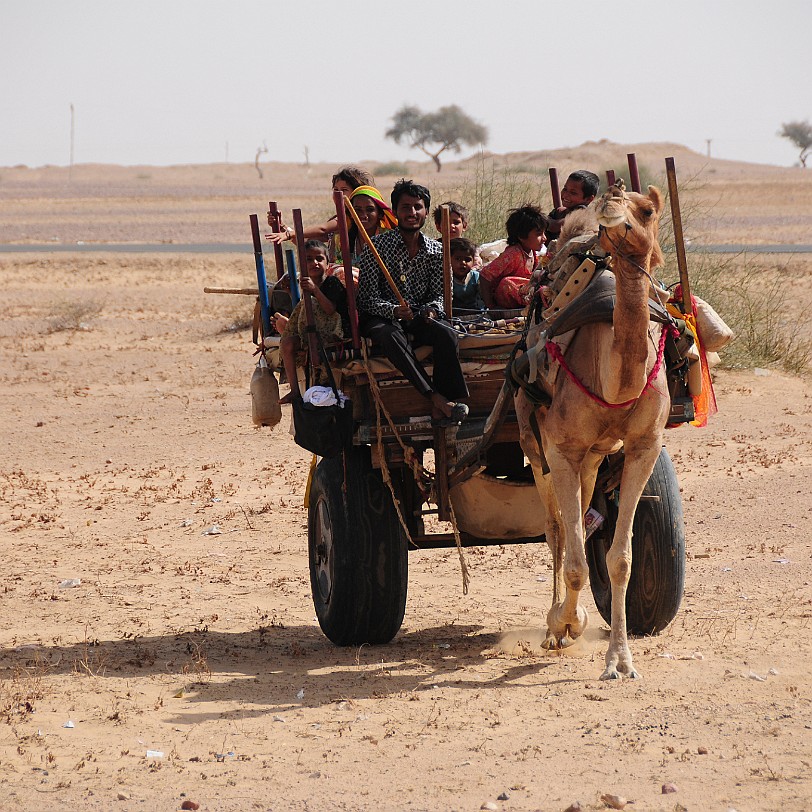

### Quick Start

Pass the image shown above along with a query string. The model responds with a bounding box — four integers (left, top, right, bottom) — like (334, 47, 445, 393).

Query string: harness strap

(545, 323, 678, 409)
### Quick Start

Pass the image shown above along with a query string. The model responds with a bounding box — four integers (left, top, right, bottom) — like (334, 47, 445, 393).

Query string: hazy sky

(2, 0, 809, 169)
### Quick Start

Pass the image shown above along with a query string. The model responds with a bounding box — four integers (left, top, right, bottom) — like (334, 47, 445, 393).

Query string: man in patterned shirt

(357, 179, 468, 425)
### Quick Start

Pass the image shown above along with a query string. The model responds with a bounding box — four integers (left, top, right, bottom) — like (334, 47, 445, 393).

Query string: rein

(545, 323, 678, 409)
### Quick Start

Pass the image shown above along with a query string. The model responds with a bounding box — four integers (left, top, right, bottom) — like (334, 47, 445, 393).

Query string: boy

(357, 180, 468, 426)
(278, 240, 347, 404)
(450, 237, 483, 311)
(545, 170, 599, 242)
(432, 200, 483, 269)
(432, 200, 469, 239)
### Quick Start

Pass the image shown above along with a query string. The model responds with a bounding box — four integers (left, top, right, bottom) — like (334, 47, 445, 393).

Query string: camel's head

(596, 180, 665, 269)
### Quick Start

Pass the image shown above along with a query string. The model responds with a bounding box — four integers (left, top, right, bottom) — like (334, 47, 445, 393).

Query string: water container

(250, 356, 282, 427)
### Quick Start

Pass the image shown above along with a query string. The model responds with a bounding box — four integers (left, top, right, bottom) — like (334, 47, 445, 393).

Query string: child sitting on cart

(450, 237, 484, 311)
(479, 205, 548, 310)
(278, 240, 348, 404)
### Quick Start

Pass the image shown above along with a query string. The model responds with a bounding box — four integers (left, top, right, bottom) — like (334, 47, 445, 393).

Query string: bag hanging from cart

(292, 344, 353, 459)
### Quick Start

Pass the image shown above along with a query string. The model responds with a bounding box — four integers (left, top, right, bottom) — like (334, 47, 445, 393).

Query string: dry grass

(45, 298, 103, 334)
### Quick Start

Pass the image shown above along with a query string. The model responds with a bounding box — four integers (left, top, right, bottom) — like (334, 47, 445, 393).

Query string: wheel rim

(313, 496, 334, 605)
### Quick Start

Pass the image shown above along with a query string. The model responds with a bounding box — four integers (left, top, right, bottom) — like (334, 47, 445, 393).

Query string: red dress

(479, 244, 539, 308)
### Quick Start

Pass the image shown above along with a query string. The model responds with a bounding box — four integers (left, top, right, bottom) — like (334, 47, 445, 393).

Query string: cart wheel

(587, 447, 685, 635)
(308, 446, 408, 645)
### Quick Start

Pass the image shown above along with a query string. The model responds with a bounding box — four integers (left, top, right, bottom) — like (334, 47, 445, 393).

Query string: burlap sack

(694, 296, 734, 352)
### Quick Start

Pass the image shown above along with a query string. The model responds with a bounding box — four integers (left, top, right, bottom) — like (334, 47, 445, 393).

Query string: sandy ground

(1, 150, 812, 811)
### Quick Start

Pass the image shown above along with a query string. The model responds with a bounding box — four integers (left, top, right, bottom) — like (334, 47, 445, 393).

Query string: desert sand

(1, 146, 812, 811)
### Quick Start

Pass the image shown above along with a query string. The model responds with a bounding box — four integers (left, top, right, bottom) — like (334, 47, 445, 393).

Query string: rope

(545, 323, 677, 409)
(360, 341, 470, 592)
(360, 341, 433, 496)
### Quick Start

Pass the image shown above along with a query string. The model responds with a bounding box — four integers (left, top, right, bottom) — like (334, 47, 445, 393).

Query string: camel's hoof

(545, 604, 589, 642)
(600, 665, 641, 681)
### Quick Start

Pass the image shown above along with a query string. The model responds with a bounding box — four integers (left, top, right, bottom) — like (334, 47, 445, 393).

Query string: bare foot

(429, 392, 453, 419)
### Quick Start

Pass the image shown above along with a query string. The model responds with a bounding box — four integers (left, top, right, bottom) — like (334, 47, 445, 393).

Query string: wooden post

(267, 201, 286, 281)
(627, 153, 641, 192)
(549, 167, 562, 209)
(665, 157, 693, 314)
(249, 214, 272, 338)
(333, 190, 361, 351)
(606, 169, 616, 188)
(440, 204, 452, 318)
(292, 209, 321, 366)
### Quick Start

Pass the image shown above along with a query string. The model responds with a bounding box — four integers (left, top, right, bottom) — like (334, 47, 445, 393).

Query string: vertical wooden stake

(292, 209, 321, 367)
(267, 201, 286, 281)
(249, 214, 272, 338)
(606, 169, 616, 188)
(549, 167, 562, 209)
(665, 157, 692, 314)
(333, 190, 361, 351)
(441, 204, 452, 318)
(627, 153, 641, 192)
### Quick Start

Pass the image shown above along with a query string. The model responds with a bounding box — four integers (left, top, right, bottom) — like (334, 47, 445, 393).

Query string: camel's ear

(646, 185, 664, 216)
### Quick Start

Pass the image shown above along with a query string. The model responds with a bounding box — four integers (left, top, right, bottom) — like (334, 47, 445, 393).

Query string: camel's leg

(515, 397, 568, 643)
(543, 446, 590, 647)
(601, 439, 662, 681)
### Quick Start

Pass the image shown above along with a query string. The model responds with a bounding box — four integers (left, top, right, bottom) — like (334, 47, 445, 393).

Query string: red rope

(545, 324, 678, 409)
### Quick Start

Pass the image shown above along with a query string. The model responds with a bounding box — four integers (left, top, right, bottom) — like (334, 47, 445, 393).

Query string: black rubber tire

(587, 447, 685, 635)
(308, 446, 408, 645)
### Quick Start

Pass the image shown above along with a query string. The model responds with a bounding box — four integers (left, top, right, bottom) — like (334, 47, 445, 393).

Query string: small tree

(386, 104, 487, 172)
(778, 120, 812, 167)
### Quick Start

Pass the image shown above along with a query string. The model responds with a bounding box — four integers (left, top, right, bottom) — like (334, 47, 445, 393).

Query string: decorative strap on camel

(545, 323, 679, 409)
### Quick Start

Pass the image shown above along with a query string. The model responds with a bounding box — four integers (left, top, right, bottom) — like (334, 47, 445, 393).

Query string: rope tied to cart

(360, 342, 470, 594)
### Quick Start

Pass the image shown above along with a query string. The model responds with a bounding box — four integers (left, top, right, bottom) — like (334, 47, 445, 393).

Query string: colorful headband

(349, 185, 398, 230)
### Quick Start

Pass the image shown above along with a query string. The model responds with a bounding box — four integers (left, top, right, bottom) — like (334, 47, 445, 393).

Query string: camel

(516, 181, 669, 680)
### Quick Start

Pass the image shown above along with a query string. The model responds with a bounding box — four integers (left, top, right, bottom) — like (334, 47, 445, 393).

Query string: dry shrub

(45, 298, 103, 334)
(218, 300, 254, 334)
(0, 665, 46, 723)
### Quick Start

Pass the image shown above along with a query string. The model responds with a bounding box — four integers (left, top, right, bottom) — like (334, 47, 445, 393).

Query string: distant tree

(385, 104, 487, 172)
(778, 120, 812, 167)
(255, 142, 268, 179)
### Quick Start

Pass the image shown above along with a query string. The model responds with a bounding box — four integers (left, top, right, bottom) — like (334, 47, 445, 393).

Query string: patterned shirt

(357, 229, 445, 320)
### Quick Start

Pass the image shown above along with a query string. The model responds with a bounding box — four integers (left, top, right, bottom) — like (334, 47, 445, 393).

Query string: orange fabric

(666, 302, 718, 428)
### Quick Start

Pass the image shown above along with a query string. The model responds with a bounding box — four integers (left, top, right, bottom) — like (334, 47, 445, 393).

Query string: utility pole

(706, 139, 712, 158)
(69, 103, 75, 182)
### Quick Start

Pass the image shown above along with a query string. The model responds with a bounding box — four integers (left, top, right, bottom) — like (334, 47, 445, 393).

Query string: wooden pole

(267, 201, 286, 281)
(204, 287, 258, 295)
(606, 169, 616, 188)
(343, 197, 407, 307)
(627, 153, 641, 192)
(333, 190, 361, 350)
(292, 209, 321, 366)
(440, 204, 452, 318)
(548, 167, 562, 209)
(249, 214, 272, 338)
(664, 157, 692, 314)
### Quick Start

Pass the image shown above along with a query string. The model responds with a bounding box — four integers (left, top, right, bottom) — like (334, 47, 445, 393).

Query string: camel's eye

(642, 208, 654, 218)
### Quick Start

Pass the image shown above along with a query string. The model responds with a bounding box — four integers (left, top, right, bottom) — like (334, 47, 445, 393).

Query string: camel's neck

(605, 255, 652, 402)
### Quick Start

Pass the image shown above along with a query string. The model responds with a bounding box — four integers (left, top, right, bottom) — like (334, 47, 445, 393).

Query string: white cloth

(303, 385, 348, 407)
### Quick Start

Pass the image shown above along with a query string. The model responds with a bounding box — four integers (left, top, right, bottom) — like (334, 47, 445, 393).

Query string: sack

(250, 356, 282, 427)
(292, 397, 353, 458)
(694, 296, 733, 352)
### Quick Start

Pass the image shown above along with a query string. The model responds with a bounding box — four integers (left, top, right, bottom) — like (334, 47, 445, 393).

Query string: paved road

(1, 243, 811, 254)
